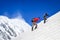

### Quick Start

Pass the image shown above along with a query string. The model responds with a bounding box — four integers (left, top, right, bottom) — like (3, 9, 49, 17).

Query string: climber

(43, 13, 49, 23)
(31, 17, 40, 31)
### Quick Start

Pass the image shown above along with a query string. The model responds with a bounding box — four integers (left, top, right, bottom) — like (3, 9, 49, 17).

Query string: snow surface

(12, 11, 60, 40)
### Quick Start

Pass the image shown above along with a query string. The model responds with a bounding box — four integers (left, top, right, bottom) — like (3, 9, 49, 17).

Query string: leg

(32, 24, 34, 31)
(32, 26, 33, 31)
(44, 20, 46, 23)
(35, 24, 37, 29)
(44, 18, 47, 23)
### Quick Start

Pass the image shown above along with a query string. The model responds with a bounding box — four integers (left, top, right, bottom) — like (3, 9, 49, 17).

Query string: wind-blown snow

(12, 11, 60, 40)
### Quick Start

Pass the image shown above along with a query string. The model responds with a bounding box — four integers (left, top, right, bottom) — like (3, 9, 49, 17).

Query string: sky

(0, 0, 60, 25)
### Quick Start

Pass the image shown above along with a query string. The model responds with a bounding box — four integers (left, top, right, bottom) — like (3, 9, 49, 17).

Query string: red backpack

(32, 17, 40, 22)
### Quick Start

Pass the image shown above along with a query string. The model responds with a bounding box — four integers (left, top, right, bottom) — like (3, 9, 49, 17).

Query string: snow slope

(0, 16, 31, 40)
(12, 11, 60, 40)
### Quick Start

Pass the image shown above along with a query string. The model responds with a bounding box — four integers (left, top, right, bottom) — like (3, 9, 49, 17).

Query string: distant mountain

(0, 16, 31, 40)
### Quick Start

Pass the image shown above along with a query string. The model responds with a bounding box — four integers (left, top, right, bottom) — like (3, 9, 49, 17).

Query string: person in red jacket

(31, 17, 40, 31)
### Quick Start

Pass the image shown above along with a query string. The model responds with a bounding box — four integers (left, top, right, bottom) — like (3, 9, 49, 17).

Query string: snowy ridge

(12, 11, 60, 40)
(0, 11, 60, 40)
(0, 16, 31, 40)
